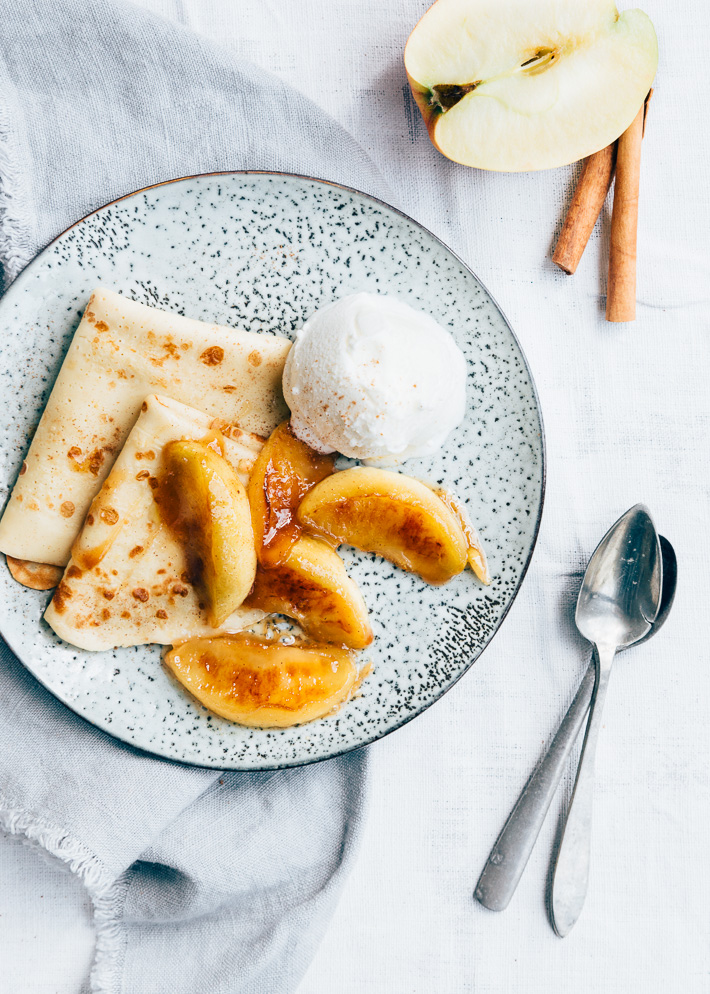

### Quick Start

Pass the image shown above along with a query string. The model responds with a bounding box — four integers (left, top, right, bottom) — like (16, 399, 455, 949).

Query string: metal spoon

(550, 504, 661, 935)
(475, 517, 672, 918)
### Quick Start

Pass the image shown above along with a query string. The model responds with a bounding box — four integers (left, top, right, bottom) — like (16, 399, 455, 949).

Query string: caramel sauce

(198, 426, 227, 458)
(247, 562, 338, 618)
(73, 536, 114, 572)
(248, 421, 335, 569)
(153, 444, 207, 592)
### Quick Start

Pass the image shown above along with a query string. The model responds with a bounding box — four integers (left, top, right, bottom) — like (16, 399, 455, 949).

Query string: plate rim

(0, 170, 546, 770)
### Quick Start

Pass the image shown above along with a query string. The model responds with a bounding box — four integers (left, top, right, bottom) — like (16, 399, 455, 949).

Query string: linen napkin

(0, 0, 390, 991)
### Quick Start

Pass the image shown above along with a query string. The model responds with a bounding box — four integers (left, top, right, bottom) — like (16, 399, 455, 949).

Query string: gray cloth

(0, 0, 387, 990)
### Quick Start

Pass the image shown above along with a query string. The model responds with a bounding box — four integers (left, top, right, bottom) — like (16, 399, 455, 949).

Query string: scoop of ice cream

(282, 293, 467, 464)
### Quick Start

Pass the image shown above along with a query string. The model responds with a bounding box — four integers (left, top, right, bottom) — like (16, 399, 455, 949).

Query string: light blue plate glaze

(0, 173, 544, 769)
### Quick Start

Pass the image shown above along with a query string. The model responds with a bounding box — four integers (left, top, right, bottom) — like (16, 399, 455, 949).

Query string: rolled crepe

(0, 288, 291, 566)
(44, 394, 265, 651)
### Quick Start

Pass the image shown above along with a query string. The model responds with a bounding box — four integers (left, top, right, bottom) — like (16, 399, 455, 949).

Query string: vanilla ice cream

(282, 293, 467, 464)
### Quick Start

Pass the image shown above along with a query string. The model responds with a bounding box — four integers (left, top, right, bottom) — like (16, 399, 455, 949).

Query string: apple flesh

(164, 635, 362, 728)
(297, 467, 470, 585)
(404, 0, 658, 171)
(245, 535, 373, 650)
(155, 440, 256, 627)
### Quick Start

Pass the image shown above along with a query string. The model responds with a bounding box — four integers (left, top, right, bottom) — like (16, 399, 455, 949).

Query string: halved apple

(297, 467, 469, 584)
(246, 534, 373, 649)
(155, 439, 256, 627)
(164, 634, 363, 727)
(404, 0, 658, 171)
(247, 420, 335, 568)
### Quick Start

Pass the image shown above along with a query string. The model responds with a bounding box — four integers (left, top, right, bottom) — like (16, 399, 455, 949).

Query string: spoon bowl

(632, 535, 676, 647)
(575, 503, 662, 649)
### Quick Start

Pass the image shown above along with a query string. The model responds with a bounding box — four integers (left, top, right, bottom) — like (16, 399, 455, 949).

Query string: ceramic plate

(0, 173, 544, 769)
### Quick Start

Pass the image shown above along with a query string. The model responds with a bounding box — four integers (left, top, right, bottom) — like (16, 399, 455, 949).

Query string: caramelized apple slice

(298, 467, 469, 584)
(164, 634, 363, 727)
(247, 420, 335, 568)
(433, 489, 491, 585)
(245, 535, 373, 648)
(155, 439, 256, 627)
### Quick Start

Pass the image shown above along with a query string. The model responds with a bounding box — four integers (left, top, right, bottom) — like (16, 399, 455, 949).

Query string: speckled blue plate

(0, 173, 544, 769)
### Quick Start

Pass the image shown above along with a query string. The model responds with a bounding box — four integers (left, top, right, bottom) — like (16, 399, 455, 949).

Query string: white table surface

(2, 1, 709, 991)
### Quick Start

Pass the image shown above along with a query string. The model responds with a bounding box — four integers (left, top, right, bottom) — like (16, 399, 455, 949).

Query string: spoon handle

(474, 659, 595, 911)
(550, 644, 615, 937)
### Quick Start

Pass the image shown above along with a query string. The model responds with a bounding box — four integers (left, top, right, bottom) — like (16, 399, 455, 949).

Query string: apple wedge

(246, 535, 373, 649)
(164, 634, 363, 727)
(248, 420, 335, 568)
(434, 488, 490, 585)
(297, 467, 470, 585)
(404, 0, 658, 171)
(155, 439, 256, 627)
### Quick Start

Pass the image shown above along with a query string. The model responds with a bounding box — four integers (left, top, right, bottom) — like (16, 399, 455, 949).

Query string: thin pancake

(44, 394, 265, 651)
(0, 287, 291, 566)
(6, 556, 63, 590)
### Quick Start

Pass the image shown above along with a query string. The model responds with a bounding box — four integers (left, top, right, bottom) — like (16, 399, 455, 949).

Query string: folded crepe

(44, 394, 265, 651)
(0, 288, 291, 567)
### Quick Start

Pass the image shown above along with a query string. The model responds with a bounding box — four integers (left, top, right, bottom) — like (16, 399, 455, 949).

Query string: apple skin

(404, 0, 658, 172)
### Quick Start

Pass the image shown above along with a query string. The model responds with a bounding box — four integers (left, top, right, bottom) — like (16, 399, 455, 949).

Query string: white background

(2, 1, 709, 991)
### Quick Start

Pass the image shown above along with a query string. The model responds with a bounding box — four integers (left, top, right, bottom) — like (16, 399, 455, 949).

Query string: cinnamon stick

(552, 144, 616, 274)
(606, 103, 645, 322)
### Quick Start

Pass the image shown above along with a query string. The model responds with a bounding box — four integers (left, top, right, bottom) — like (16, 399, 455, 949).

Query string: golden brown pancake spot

(100, 507, 119, 525)
(19, 461, 27, 476)
(68, 445, 112, 476)
(103, 589, 115, 600)
(156, 609, 168, 620)
(132, 587, 150, 602)
(60, 501, 75, 518)
(52, 581, 73, 614)
(200, 346, 224, 366)
(129, 545, 144, 558)
(6, 557, 63, 590)
(248, 350, 262, 367)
